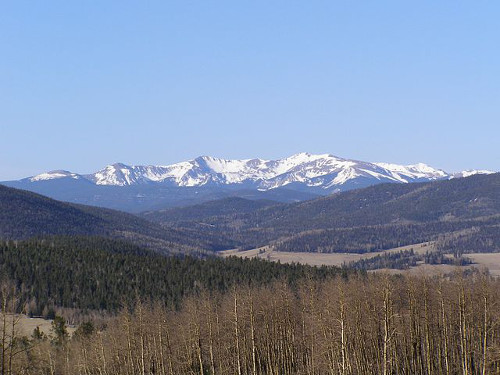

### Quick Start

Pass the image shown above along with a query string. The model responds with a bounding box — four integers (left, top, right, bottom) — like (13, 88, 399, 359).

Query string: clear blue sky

(1, 1, 499, 180)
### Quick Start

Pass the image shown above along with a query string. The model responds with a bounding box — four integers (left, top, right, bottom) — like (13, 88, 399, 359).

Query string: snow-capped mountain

(22, 153, 493, 190)
(3, 153, 494, 213)
(29, 170, 82, 182)
(451, 170, 496, 179)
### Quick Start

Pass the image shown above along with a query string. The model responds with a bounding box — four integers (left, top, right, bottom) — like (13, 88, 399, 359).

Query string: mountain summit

(3, 153, 494, 212)
(22, 153, 483, 190)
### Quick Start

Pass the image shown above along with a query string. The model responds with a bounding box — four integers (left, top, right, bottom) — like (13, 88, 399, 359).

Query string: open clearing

(466, 253, 500, 276)
(5, 315, 76, 338)
(220, 242, 435, 267)
(221, 244, 500, 276)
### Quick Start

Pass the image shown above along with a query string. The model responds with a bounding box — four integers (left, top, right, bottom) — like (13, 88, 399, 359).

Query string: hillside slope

(244, 172, 500, 230)
(0, 185, 229, 253)
(148, 173, 500, 253)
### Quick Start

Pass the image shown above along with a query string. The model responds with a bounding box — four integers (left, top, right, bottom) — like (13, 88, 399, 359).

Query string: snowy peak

(29, 170, 82, 182)
(451, 170, 496, 178)
(374, 162, 448, 183)
(89, 163, 145, 186)
(20, 154, 496, 192)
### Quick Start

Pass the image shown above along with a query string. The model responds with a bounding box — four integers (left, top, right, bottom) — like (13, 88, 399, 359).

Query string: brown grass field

(221, 242, 500, 276)
(220, 242, 435, 267)
(5, 315, 77, 338)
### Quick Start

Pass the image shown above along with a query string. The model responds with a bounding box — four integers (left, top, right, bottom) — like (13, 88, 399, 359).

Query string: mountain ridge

(14, 152, 495, 190)
(3, 153, 495, 213)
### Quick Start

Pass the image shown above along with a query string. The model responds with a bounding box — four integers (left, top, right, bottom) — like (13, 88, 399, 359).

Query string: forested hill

(243, 172, 499, 230)
(256, 173, 500, 253)
(0, 184, 231, 254)
(0, 236, 347, 314)
(149, 173, 499, 253)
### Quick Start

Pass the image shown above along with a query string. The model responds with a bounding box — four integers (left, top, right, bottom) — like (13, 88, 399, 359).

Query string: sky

(1, 1, 499, 180)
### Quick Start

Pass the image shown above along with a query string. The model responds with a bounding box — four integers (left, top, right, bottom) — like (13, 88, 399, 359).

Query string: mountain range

(2, 153, 494, 212)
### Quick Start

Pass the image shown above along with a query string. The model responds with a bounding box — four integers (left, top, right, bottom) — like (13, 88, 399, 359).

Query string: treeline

(347, 250, 420, 270)
(0, 236, 346, 314)
(272, 222, 479, 254)
(271, 221, 500, 259)
(5, 273, 500, 374)
(347, 250, 473, 271)
(436, 225, 500, 254)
